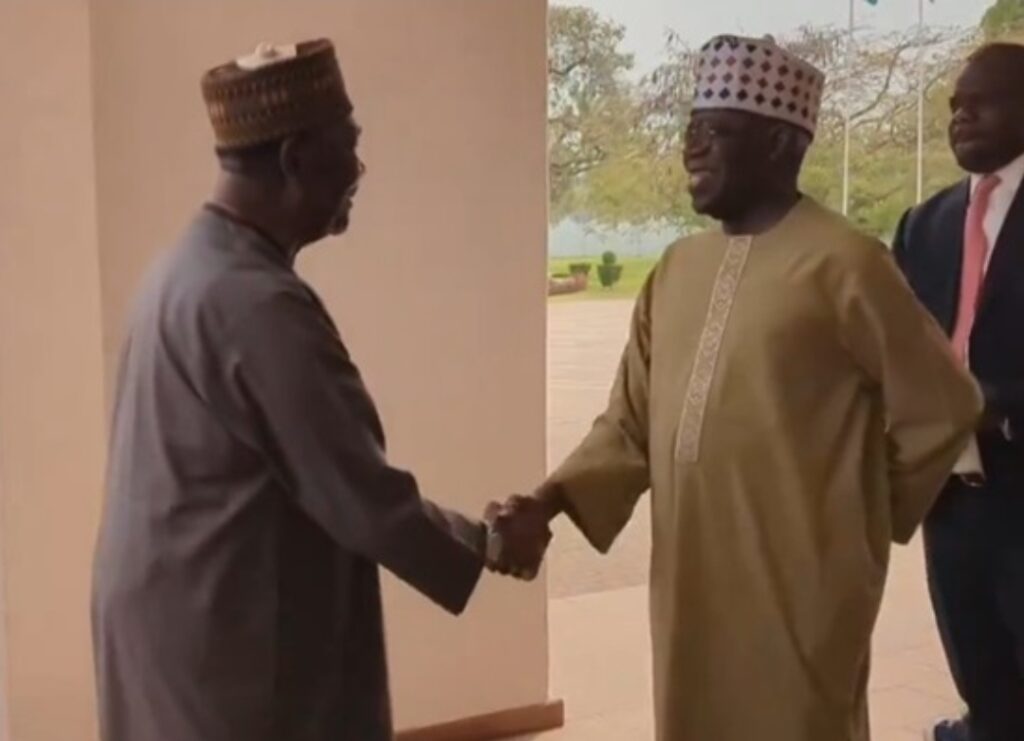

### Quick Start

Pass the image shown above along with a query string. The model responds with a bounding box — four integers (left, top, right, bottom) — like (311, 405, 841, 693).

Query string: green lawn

(548, 255, 660, 301)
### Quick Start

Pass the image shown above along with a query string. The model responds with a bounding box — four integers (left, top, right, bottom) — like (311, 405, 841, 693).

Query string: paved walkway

(520, 299, 961, 741)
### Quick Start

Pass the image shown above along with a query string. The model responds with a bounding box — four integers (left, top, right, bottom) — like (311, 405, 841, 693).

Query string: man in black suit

(893, 43, 1024, 741)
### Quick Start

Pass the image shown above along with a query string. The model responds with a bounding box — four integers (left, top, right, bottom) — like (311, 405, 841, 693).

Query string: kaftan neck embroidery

(674, 235, 753, 463)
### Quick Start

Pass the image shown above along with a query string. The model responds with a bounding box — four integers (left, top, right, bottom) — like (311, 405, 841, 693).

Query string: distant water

(549, 218, 683, 258)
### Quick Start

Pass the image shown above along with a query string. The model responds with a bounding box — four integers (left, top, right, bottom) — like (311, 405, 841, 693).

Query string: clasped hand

(483, 495, 552, 580)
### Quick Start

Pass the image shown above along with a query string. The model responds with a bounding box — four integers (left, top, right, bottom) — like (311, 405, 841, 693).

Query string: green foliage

(597, 251, 622, 286)
(548, 5, 990, 239)
(983, 0, 1024, 39)
(568, 262, 592, 276)
(548, 6, 637, 223)
(549, 256, 657, 300)
(597, 263, 624, 288)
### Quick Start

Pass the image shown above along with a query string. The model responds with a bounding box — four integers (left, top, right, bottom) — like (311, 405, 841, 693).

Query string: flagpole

(915, 0, 925, 203)
(843, 0, 854, 216)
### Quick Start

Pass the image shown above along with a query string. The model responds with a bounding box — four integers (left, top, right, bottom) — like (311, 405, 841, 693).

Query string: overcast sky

(552, 0, 995, 73)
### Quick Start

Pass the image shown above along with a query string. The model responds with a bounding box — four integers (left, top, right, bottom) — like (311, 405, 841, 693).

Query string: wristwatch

(485, 521, 503, 565)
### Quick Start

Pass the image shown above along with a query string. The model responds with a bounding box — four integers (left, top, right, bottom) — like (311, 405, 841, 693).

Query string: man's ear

(767, 123, 792, 165)
(278, 135, 303, 181)
(768, 124, 811, 170)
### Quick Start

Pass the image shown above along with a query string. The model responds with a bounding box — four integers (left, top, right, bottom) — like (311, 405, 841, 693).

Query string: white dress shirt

(970, 152, 1024, 273)
(955, 153, 1024, 476)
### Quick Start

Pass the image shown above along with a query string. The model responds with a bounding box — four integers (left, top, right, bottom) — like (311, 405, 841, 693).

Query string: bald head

(949, 43, 1024, 174)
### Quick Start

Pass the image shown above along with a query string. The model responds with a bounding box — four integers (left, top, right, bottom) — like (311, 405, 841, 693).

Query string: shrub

(597, 263, 623, 288)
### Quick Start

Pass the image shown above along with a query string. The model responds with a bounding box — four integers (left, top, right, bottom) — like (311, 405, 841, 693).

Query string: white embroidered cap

(692, 35, 825, 137)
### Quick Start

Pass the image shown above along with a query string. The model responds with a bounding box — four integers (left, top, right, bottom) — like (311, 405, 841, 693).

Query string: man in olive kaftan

(491, 35, 982, 741)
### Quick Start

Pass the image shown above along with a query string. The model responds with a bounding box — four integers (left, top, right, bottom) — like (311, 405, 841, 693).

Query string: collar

(970, 151, 1024, 198)
(201, 203, 295, 269)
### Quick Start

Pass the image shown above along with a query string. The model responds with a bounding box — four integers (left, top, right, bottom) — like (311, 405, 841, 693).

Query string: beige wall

(0, 2, 108, 740)
(2, 0, 549, 737)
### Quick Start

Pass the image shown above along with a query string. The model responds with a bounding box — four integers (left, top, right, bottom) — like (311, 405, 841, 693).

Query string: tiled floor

(521, 299, 962, 740)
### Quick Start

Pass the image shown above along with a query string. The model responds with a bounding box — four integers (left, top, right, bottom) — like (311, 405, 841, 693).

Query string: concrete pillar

(0, 2, 108, 739)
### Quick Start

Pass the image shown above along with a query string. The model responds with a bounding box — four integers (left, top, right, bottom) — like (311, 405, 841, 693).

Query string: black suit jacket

(893, 180, 1024, 489)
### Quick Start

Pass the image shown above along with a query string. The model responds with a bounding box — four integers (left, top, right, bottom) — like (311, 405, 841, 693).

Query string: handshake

(481, 494, 557, 581)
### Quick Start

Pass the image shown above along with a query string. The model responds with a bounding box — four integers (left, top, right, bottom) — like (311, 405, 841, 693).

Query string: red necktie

(951, 174, 1001, 362)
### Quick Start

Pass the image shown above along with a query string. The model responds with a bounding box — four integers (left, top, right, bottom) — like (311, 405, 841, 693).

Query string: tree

(791, 24, 972, 235)
(548, 6, 636, 222)
(983, 0, 1024, 39)
(566, 30, 702, 230)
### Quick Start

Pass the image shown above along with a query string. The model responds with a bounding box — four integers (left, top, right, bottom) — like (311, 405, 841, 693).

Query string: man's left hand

(979, 383, 1013, 438)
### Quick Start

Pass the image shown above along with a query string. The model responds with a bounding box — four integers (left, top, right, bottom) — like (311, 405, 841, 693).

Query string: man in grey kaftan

(91, 40, 529, 741)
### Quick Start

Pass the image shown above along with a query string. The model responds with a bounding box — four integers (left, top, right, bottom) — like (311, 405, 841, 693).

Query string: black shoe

(930, 718, 970, 741)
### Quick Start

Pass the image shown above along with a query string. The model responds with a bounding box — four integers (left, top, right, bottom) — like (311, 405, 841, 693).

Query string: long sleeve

(544, 273, 654, 553)
(892, 207, 1023, 447)
(835, 243, 983, 544)
(891, 208, 912, 272)
(226, 288, 484, 614)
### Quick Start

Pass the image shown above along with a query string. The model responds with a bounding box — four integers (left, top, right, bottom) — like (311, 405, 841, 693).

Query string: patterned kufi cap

(201, 39, 353, 150)
(692, 35, 825, 137)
